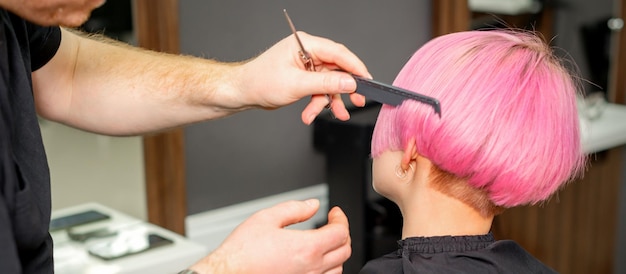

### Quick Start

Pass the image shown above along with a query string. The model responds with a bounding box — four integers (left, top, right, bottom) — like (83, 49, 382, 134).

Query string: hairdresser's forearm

(33, 28, 249, 136)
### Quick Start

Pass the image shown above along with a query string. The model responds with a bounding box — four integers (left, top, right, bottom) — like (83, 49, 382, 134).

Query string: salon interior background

(42, 0, 625, 273)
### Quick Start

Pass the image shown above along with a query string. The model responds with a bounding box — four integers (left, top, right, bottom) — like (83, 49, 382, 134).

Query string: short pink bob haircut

(371, 30, 586, 208)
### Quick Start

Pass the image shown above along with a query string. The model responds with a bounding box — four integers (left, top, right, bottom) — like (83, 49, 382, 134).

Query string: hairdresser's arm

(188, 200, 351, 274)
(32, 28, 369, 135)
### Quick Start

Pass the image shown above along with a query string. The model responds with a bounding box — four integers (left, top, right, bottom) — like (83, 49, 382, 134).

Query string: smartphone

(50, 210, 110, 232)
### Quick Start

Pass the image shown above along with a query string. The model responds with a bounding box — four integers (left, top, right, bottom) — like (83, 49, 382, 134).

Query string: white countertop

(52, 203, 208, 274)
(581, 103, 626, 154)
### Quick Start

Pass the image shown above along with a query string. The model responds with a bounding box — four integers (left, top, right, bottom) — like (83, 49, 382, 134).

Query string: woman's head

(371, 30, 585, 212)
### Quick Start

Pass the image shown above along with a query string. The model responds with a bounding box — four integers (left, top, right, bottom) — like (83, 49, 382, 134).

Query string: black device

(50, 210, 111, 232)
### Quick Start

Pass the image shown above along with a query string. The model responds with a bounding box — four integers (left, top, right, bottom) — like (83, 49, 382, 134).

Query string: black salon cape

(1, 10, 61, 273)
(359, 233, 557, 274)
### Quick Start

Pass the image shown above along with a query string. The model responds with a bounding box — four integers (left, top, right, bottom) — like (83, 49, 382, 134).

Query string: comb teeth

(353, 76, 441, 117)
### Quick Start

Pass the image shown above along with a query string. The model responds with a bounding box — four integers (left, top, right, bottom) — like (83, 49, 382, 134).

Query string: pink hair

(371, 30, 586, 207)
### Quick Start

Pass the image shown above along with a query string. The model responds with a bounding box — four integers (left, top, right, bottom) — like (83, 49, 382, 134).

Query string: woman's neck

(397, 185, 494, 239)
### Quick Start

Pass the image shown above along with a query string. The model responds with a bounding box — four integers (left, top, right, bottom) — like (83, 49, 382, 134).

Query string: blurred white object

(86, 227, 150, 260)
(469, 0, 542, 15)
(579, 92, 607, 120)
(578, 103, 626, 154)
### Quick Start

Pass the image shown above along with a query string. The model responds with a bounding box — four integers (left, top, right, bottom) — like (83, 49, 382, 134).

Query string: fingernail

(305, 199, 319, 207)
(341, 76, 356, 91)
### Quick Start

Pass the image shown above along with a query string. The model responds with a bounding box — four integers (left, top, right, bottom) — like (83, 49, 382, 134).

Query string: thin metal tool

(282, 9, 441, 117)
(283, 9, 332, 109)
(283, 9, 315, 72)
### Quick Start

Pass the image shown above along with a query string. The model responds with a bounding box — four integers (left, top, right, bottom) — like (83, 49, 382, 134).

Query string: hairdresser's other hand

(188, 199, 351, 274)
(235, 31, 371, 125)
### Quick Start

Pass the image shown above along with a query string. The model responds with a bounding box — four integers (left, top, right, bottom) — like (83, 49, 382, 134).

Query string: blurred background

(43, 1, 626, 273)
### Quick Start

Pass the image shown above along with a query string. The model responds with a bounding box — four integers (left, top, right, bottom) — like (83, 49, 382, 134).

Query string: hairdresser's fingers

(301, 95, 333, 125)
(307, 207, 350, 254)
(324, 206, 350, 251)
(300, 32, 371, 79)
(261, 199, 320, 228)
(320, 244, 350, 274)
(296, 69, 358, 97)
(349, 92, 366, 107)
(312, 207, 351, 272)
(328, 94, 350, 121)
(323, 266, 344, 274)
(316, 207, 351, 253)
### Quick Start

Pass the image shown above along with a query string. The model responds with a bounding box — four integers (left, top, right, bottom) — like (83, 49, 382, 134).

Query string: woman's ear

(401, 137, 418, 171)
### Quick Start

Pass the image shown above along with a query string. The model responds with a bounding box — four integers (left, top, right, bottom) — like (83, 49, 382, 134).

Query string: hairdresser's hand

(235, 31, 371, 125)
(188, 199, 351, 274)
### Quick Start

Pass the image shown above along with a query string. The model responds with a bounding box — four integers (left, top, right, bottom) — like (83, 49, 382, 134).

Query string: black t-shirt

(0, 10, 61, 273)
(359, 233, 558, 274)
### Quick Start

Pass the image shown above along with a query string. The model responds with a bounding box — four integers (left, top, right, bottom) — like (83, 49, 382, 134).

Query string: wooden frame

(132, 0, 187, 235)
(610, 0, 626, 104)
(432, 0, 470, 36)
